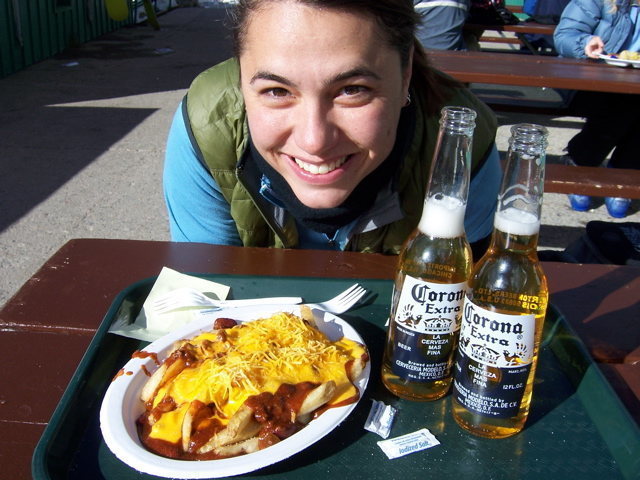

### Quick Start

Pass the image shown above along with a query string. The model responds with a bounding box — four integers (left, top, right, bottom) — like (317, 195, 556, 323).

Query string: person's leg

(603, 114, 640, 218)
(607, 117, 640, 170)
(566, 91, 637, 166)
(564, 92, 637, 213)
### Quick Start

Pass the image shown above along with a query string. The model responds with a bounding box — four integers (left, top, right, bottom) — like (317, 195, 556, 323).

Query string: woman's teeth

(294, 156, 347, 175)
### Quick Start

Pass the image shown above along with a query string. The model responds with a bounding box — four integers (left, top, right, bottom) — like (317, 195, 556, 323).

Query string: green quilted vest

(185, 58, 497, 254)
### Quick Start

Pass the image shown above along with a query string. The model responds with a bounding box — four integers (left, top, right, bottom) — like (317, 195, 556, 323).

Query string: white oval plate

(100, 304, 370, 479)
(598, 53, 640, 68)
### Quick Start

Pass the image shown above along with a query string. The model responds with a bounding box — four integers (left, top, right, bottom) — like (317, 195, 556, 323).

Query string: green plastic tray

(32, 275, 640, 479)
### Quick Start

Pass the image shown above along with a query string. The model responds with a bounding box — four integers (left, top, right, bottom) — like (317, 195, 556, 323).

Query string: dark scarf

(249, 102, 415, 236)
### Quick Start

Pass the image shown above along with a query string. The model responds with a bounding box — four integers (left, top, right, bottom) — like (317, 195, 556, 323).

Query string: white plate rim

(99, 304, 370, 479)
(598, 53, 640, 67)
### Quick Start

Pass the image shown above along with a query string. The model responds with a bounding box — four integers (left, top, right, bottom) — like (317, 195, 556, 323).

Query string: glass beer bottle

(381, 106, 476, 401)
(451, 123, 549, 438)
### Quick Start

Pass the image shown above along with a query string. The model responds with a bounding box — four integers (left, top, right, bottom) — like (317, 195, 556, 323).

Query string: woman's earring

(404, 93, 412, 107)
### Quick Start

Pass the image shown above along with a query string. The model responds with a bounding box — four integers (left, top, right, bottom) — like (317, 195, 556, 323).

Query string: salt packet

(377, 428, 440, 460)
(364, 400, 397, 439)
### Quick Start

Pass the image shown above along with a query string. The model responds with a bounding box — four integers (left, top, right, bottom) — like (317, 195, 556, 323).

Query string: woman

(554, 0, 640, 217)
(164, 0, 502, 257)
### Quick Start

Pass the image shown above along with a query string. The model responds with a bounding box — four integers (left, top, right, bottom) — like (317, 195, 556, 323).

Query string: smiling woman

(163, 0, 502, 257)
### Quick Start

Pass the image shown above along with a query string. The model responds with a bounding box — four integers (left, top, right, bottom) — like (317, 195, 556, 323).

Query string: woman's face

(239, 1, 412, 209)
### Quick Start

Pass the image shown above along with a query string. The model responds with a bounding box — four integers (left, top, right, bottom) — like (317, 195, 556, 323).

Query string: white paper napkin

(108, 267, 230, 342)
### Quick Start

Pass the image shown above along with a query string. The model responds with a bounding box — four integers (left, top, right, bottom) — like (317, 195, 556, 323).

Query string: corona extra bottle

(381, 106, 476, 401)
(451, 123, 549, 438)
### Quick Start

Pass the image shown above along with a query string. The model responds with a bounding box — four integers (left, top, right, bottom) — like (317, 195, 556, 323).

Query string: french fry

(181, 400, 206, 453)
(297, 381, 336, 417)
(347, 354, 367, 383)
(197, 404, 261, 454)
(140, 353, 189, 404)
(213, 437, 261, 457)
(299, 305, 315, 324)
(140, 364, 167, 403)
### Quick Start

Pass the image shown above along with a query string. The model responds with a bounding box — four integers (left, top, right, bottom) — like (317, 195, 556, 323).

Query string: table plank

(0, 331, 93, 424)
(0, 239, 397, 333)
(545, 164, 640, 199)
(0, 422, 47, 480)
(427, 49, 640, 93)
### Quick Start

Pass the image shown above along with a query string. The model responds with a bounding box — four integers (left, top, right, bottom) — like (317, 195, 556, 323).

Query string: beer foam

(494, 208, 540, 236)
(418, 195, 466, 238)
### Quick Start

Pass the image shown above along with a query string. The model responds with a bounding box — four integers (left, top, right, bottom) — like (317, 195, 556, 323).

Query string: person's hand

(584, 36, 605, 58)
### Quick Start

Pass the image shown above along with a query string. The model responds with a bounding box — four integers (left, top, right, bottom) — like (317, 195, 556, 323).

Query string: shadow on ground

(0, 6, 233, 234)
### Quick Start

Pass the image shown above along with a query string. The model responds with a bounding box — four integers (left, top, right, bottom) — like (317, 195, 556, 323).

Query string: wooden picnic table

(1, 240, 640, 478)
(427, 49, 640, 94)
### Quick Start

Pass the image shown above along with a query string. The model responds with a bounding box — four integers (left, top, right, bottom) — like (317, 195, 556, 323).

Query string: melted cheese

(148, 312, 366, 442)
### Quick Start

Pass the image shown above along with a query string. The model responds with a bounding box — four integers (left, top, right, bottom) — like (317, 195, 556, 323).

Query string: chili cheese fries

(136, 310, 368, 460)
(619, 50, 640, 60)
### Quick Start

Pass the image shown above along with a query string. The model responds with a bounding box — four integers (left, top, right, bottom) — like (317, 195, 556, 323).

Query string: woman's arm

(553, 0, 602, 58)
(163, 103, 243, 245)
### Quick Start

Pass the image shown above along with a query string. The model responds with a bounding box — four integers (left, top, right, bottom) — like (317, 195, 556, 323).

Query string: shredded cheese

(148, 312, 366, 442)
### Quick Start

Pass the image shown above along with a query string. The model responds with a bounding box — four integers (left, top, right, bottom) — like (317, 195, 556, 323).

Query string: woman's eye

(264, 87, 290, 98)
(341, 85, 368, 96)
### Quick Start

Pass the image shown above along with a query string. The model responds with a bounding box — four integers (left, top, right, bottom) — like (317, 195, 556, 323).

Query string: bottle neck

(489, 123, 548, 255)
(418, 107, 476, 239)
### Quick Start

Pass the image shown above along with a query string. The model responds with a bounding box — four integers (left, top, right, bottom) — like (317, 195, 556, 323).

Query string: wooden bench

(544, 165, 640, 199)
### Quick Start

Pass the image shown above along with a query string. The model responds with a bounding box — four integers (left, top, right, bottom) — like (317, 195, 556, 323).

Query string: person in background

(553, 0, 640, 218)
(164, 0, 502, 259)
(522, 0, 570, 53)
(414, 0, 471, 50)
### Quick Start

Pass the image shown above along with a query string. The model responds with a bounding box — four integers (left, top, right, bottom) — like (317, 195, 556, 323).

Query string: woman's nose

(293, 99, 338, 156)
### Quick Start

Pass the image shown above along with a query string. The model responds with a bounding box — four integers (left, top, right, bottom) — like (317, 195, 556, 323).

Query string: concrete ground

(1, 4, 638, 308)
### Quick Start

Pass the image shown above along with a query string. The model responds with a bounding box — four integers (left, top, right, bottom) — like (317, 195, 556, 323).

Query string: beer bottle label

(453, 299, 535, 418)
(390, 275, 467, 382)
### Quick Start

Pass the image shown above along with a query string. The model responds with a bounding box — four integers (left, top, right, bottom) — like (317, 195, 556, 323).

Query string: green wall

(0, 0, 134, 78)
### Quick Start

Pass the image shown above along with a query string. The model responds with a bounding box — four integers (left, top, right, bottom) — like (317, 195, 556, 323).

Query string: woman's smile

(292, 155, 349, 176)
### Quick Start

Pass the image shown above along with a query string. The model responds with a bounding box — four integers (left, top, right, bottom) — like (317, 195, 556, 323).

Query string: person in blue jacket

(554, 0, 640, 218)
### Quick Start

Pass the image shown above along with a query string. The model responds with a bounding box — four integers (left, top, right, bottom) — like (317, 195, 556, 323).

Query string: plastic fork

(305, 283, 368, 314)
(152, 287, 303, 314)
